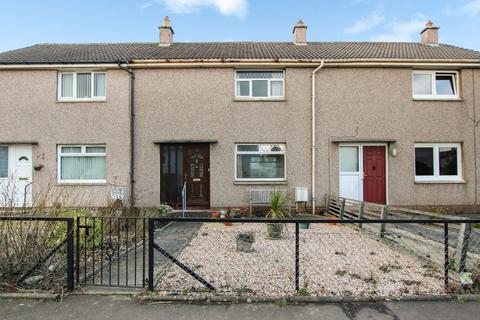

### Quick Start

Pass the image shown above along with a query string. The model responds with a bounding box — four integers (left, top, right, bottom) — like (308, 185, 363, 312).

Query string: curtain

(270, 81, 283, 97)
(0, 147, 8, 178)
(413, 73, 432, 95)
(61, 73, 74, 98)
(61, 156, 106, 180)
(77, 73, 91, 98)
(94, 73, 106, 97)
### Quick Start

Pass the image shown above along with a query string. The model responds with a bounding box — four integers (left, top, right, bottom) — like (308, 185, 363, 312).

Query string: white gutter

(0, 64, 120, 70)
(129, 61, 480, 69)
(311, 61, 325, 215)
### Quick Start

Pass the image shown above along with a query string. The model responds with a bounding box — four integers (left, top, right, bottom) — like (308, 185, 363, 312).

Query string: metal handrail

(181, 181, 186, 218)
(23, 181, 33, 210)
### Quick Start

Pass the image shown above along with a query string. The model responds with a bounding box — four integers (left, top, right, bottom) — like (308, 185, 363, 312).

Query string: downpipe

(311, 61, 325, 215)
(117, 61, 136, 208)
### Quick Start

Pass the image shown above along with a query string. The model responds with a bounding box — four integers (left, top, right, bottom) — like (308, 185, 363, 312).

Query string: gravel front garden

(155, 222, 445, 297)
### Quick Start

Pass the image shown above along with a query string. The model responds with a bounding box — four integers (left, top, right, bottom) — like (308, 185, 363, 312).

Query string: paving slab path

(87, 221, 202, 288)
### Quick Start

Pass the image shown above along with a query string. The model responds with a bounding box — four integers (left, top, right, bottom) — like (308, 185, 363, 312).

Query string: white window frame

(234, 70, 285, 100)
(234, 143, 287, 182)
(412, 70, 459, 100)
(57, 145, 107, 184)
(414, 143, 463, 182)
(57, 71, 107, 102)
(0, 145, 8, 179)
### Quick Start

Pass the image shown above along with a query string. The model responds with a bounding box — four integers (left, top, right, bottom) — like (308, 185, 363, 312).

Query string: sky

(1, 0, 479, 53)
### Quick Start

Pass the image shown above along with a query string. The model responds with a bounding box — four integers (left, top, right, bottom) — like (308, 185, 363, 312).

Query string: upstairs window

(412, 71, 458, 99)
(235, 144, 286, 181)
(58, 71, 106, 101)
(58, 145, 107, 183)
(235, 71, 284, 99)
(414, 143, 462, 182)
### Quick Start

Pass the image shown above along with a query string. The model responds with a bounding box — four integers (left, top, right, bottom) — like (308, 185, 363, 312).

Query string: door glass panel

(0, 147, 8, 178)
(439, 147, 458, 175)
(177, 146, 183, 195)
(415, 147, 434, 176)
(339, 147, 359, 172)
(161, 145, 168, 202)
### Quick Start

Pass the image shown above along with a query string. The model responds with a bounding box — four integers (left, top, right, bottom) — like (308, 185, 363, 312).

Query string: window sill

(57, 182, 107, 186)
(412, 97, 462, 102)
(234, 98, 286, 102)
(234, 181, 287, 185)
(415, 180, 466, 184)
(57, 99, 107, 103)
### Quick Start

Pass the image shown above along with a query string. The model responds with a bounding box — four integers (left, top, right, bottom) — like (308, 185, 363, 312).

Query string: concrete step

(171, 210, 211, 218)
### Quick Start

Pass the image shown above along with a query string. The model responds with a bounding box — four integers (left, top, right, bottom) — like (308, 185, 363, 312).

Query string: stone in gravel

(23, 275, 44, 285)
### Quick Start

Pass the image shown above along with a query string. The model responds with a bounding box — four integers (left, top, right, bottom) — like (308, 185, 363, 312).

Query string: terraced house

(1, 18, 480, 211)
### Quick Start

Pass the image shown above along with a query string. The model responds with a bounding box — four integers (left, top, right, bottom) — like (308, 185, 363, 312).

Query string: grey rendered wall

(0, 69, 131, 207)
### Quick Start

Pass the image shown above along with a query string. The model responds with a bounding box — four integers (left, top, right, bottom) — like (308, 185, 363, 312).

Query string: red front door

(363, 146, 386, 204)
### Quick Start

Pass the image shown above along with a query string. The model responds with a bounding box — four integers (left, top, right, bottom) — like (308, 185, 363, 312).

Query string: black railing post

(66, 218, 74, 291)
(75, 216, 80, 286)
(148, 218, 155, 291)
(295, 222, 299, 291)
(444, 222, 449, 290)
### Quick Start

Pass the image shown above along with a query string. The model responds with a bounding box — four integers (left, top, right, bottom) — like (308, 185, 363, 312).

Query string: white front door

(339, 146, 362, 201)
(0, 145, 33, 207)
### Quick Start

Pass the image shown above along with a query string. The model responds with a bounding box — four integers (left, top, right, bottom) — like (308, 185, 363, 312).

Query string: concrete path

(1, 295, 479, 320)
(88, 221, 202, 288)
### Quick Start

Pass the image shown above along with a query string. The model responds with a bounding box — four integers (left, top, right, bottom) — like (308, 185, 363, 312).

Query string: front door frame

(339, 142, 389, 204)
(159, 143, 211, 209)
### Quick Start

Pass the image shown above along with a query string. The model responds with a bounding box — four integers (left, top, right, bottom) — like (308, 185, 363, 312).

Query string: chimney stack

(420, 20, 439, 46)
(293, 20, 307, 45)
(159, 16, 174, 46)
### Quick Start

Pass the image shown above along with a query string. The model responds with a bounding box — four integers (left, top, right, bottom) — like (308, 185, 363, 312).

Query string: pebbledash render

(0, 18, 480, 211)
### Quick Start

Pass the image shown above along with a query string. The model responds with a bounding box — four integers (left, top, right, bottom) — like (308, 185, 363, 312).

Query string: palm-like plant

(266, 190, 290, 239)
(266, 190, 290, 219)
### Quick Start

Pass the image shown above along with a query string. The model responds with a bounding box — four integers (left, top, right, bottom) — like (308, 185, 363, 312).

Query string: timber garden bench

(249, 188, 291, 215)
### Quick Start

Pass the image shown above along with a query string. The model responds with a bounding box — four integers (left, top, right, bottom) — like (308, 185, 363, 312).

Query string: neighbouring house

(0, 18, 480, 211)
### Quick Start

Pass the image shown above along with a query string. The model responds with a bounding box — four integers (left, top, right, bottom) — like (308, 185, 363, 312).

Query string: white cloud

(160, 0, 248, 18)
(344, 11, 385, 34)
(459, 0, 480, 16)
(140, 2, 153, 10)
(370, 15, 426, 42)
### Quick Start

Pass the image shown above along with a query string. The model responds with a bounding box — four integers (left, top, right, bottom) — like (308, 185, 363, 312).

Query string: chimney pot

(159, 16, 174, 46)
(420, 20, 439, 46)
(293, 19, 307, 45)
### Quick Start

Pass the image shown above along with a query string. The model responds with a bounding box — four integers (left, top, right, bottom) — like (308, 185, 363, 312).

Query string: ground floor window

(414, 143, 462, 182)
(235, 144, 286, 181)
(58, 145, 106, 183)
(0, 146, 8, 178)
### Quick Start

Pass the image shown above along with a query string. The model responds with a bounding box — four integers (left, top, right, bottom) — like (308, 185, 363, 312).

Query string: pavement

(1, 295, 479, 320)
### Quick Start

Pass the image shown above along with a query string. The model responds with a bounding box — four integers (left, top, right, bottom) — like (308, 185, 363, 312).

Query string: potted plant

(266, 190, 290, 239)
(236, 232, 255, 252)
(299, 221, 310, 230)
